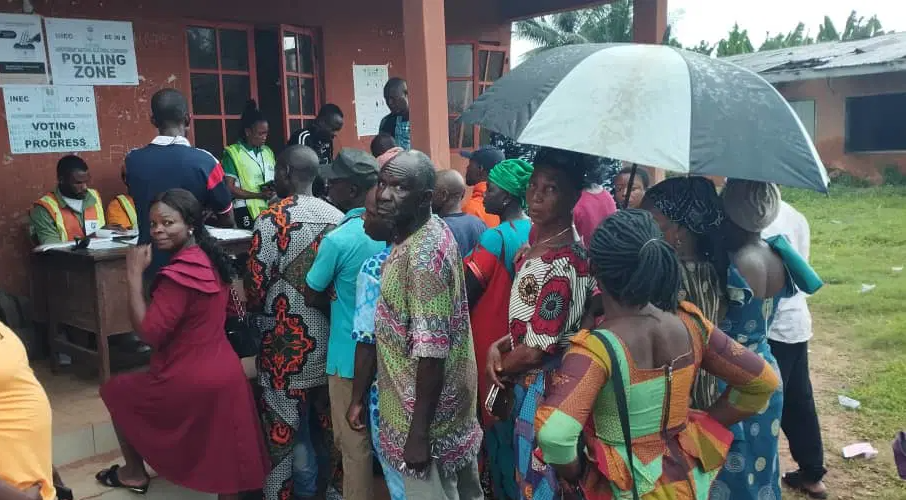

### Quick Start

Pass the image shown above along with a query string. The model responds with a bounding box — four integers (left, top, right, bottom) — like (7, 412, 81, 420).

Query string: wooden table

(32, 236, 251, 382)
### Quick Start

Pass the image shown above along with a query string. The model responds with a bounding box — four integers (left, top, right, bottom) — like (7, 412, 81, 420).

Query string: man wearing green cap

(305, 148, 385, 500)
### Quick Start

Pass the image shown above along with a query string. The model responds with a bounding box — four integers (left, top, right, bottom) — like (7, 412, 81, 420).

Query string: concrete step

(57, 454, 211, 500)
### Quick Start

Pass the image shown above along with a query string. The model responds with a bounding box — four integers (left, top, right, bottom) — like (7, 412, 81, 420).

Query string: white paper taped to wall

(352, 64, 389, 137)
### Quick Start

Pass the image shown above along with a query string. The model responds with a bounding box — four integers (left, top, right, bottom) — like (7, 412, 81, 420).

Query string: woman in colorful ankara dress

(485, 149, 597, 500)
(464, 159, 533, 500)
(535, 209, 780, 500)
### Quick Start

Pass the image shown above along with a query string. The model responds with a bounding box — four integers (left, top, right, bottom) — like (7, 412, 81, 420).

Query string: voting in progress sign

(3, 85, 101, 154)
(44, 17, 138, 85)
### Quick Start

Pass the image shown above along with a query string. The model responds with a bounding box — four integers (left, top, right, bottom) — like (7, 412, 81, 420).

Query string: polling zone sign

(44, 18, 138, 85)
(3, 85, 101, 154)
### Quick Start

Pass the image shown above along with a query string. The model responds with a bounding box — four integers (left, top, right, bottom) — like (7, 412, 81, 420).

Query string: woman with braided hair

(640, 176, 729, 410)
(535, 209, 779, 500)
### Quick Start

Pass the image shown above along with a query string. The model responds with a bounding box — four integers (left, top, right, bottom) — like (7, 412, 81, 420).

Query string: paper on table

(33, 241, 75, 253)
(33, 238, 129, 252)
(96, 228, 138, 239)
(85, 239, 130, 250)
(205, 226, 253, 242)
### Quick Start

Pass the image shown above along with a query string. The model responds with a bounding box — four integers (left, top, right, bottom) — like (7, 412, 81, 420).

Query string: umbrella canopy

(460, 43, 830, 192)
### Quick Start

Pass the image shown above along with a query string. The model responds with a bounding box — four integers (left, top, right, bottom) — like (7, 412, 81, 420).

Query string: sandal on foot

(95, 464, 150, 494)
(782, 471, 828, 499)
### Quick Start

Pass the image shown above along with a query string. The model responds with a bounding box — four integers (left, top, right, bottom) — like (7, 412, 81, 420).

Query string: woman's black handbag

(226, 282, 261, 358)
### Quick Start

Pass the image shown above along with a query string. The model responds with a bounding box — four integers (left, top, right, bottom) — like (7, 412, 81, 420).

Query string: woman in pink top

(573, 162, 617, 247)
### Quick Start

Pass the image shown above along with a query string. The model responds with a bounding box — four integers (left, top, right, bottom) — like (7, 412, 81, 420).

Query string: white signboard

(44, 17, 138, 85)
(3, 85, 101, 154)
(352, 64, 389, 137)
(0, 14, 48, 84)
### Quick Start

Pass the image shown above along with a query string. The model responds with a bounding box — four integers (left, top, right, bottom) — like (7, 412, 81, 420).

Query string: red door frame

(182, 21, 259, 149)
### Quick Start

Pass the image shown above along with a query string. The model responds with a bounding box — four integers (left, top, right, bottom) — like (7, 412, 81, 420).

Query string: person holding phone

(222, 100, 277, 229)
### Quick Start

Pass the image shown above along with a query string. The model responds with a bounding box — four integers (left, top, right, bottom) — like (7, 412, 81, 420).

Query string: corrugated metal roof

(723, 31, 906, 78)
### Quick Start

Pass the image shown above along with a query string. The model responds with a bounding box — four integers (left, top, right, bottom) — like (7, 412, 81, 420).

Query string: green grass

(780, 186, 906, 498)
(785, 185, 906, 454)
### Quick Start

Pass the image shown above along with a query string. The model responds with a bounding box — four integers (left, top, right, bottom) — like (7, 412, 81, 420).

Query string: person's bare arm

(500, 344, 546, 375)
(0, 480, 41, 500)
(405, 357, 445, 471)
(126, 245, 151, 332)
(302, 286, 331, 318)
(210, 209, 235, 228)
(703, 327, 780, 427)
(347, 342, 377, 432)
(226, 177, 271, 200)
(464, 267, 485, 309)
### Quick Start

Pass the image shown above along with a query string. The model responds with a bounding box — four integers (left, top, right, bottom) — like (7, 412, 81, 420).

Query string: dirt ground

(777, 318, 906, 499)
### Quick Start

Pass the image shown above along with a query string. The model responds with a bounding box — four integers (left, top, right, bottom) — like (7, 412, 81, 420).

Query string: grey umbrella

(460, 43, 829, 192)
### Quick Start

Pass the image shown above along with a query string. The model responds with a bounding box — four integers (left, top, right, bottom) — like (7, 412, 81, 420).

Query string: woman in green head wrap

(463, 158, 533, 500)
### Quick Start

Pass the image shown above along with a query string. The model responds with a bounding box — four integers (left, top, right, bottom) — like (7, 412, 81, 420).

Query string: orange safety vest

(34, 189, 105, 241)
(115, 194, 138, 229)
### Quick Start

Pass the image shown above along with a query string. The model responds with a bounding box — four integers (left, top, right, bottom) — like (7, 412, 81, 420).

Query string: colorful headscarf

(376, 147, 404, 168)
(642, 176, 724, 235)
(488, 159, 534, 208)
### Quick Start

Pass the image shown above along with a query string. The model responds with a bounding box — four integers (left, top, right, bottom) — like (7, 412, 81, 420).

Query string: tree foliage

(514, 5, 888, 60)
(514, 0, 633, 57)
(816, 16, 839, 42)
(759, 22, 814, 51)
(841, 11, 884, 41)
(716, 23, 755, 57)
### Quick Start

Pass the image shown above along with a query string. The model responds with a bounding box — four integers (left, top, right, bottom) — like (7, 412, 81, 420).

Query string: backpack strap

(589, 329, 640, 500)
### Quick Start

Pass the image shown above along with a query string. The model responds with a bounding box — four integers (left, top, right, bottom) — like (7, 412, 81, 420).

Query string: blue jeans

(369, 380, 406, 500)
(292, 391, 332, 498)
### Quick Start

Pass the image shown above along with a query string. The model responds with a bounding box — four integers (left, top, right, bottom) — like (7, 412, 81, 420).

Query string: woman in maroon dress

(96, 189, 268, 499)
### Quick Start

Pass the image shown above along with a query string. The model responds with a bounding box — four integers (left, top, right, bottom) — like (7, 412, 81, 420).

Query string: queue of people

(7, 76, 828, 500)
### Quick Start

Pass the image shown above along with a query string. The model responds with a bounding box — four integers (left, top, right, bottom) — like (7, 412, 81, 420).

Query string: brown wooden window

(281, 27, 321, 139)
(447, 43, 509, 151)
(184, 23, 258, 155)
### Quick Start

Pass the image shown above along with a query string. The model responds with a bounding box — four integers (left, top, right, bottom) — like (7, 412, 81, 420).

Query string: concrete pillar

(633, 0, 668, 184)
(632, 0, 668, 45)
(402, 0, 451, 169)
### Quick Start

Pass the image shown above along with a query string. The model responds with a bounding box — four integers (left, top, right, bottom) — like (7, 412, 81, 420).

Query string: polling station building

(0, 0, 669, 324)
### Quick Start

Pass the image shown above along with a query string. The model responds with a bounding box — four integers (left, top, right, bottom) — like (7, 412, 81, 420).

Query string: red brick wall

(777, 72, 906, 184)
(0, 0, 509, 296)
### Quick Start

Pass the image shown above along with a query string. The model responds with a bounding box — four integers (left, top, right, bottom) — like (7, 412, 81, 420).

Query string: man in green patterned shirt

(368, 150, 482, 498)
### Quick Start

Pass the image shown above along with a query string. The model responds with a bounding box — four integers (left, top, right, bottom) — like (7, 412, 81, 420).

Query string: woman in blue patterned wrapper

(710, 179, 796, 500)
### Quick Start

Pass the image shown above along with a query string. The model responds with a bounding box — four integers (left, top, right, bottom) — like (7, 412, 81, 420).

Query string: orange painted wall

(776, 72, 906, 183)
(0, 0, 510, 296)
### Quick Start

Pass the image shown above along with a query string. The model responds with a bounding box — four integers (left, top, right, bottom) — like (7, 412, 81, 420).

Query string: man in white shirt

(764, 200, 828, 498)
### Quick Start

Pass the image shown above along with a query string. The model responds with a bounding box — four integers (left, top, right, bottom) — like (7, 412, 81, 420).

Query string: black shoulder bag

(590, 330, 641, 500)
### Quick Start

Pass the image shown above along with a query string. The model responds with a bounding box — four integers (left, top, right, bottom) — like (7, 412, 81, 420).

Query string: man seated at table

(29, 155, 105, 245)
(105, 169, 138, 231)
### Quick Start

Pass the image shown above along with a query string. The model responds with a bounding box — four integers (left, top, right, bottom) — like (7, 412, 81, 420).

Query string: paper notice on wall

(0, 14, 48, 84)
(352, 64, 389, 137)
(44, 17, 138, 85)
(3, 85, 101, 154)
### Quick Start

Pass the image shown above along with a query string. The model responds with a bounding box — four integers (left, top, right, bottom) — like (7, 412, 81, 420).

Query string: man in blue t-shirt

(432, 169, 487, 257)
(125, 89, 234, 281)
